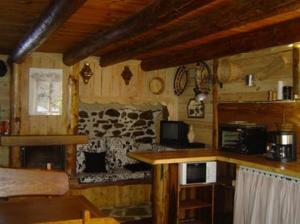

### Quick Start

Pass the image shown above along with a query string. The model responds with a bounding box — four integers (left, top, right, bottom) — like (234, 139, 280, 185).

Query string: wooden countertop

(128, 149, 300, 178)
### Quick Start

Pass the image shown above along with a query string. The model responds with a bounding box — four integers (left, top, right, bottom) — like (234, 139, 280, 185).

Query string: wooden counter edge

(128, 151, 300, 179)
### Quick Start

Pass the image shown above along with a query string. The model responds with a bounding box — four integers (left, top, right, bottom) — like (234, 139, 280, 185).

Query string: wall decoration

(174, 65, 188, 96)
(28, 68, 63, 115)
(187, 98, 204, 118)
(121, 66, 133, 85)
(193, 60, 212, 102)
(149, 77, 165, 95)
(80, 63, 94, 84)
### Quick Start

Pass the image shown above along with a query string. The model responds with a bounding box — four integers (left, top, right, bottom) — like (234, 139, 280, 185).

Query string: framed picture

(28, 68, 63, 115)
(187, 98, 205, 118)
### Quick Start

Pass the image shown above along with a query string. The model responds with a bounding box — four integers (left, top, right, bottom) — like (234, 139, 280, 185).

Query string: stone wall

(78, 103, 164, 144)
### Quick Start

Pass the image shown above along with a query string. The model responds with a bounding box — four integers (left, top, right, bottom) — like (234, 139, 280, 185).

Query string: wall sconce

(121, 66, 133, 85)
(80, 63, 94, 84)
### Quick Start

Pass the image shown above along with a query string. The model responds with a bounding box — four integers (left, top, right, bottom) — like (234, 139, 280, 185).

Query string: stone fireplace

(21, 145, 65, 170)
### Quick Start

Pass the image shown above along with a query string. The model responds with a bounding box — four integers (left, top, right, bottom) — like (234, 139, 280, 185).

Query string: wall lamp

(80, 63, 94, 84)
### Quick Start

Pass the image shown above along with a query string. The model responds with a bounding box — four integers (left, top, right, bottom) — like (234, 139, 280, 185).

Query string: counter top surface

(128, 149, 300, 178)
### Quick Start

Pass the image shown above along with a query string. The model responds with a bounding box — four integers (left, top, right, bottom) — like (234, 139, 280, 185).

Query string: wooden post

(152, 164, 179, 224)
(212, 59, 219, 150)
(65, 64, 80, 176)
(293, 47, 299, 96)
(9, 63, 21, 168)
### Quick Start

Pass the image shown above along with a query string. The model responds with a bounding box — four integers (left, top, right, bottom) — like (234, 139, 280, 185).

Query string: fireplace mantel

(0, 135, 88, 146)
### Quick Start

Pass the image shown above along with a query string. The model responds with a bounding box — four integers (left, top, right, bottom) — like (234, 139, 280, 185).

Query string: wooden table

(0, 196, 106, 224)
(128, 148, 300, 224)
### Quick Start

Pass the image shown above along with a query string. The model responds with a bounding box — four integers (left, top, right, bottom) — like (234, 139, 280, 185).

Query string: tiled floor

(99, 203, 152, 223)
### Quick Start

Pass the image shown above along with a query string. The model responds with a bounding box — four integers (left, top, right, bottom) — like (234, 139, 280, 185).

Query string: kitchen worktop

(128, 149, 300, 178)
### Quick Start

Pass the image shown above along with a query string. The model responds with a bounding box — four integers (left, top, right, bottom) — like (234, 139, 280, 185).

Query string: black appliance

(219, 123, 267, 154)
(160, 120, 189, 148)
(265, 131, 296, 162)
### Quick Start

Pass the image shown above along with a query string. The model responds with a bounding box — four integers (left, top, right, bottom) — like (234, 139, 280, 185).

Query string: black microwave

(219, 123, 267, 154)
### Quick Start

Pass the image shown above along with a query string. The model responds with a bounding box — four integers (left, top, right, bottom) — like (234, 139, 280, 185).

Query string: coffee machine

(266, 131, 296, 162)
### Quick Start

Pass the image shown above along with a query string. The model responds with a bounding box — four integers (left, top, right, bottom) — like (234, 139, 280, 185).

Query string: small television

(160, 120, 189, 148)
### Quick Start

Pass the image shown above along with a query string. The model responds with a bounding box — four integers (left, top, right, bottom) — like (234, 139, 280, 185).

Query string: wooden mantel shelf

(0, 135, 88, 146)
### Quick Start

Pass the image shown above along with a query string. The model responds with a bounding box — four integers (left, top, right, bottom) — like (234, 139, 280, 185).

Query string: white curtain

(234, 167, 300, 224)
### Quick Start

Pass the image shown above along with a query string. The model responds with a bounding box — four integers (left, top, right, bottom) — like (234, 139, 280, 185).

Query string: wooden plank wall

(218, 45, 293, 102)
(0, 55, 10, 166)
(77, 57, 178, 121)
(218, 102, 300, 157)
(177, 62, 214, 146)
(17, 53, 74, 135)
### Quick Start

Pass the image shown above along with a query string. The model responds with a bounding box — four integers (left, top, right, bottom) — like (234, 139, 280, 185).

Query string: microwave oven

(178, 161, 217, 185)
(219, 123, 267, 154)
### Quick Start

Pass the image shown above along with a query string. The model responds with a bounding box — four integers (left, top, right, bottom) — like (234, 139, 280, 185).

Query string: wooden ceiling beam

(62, 0, 218, 66)
(140, 17, 300, 71)
(100, 0, 300, 67)
(8, 0, 86, 64)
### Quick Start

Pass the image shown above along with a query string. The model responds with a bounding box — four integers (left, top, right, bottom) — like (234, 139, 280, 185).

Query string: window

(28, 68, 63, 115)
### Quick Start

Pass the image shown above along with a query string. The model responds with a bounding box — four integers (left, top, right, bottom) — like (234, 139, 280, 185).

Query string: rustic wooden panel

(0, 55, 10, 167)
(69, 183, 151, 208)
(217, 46, 293, 102)
(78, 59, 179, 121)
(177, 62, 214, 146)
(0, 167, 69, 197)
(218, 102, 300, 156)
(0, 135, 88, 146)
(18, 53, 73, 135)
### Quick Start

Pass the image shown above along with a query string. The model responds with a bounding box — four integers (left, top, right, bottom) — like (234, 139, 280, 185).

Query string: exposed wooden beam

(63, 0, 218, 66)
(8, 0, 86, 64)
(100, 0, 300, 67)
(140, 17, 300, 71)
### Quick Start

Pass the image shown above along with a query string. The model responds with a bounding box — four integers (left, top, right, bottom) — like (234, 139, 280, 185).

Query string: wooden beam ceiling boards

(1, 0, 300, 69)
(8, 0, 86, 63)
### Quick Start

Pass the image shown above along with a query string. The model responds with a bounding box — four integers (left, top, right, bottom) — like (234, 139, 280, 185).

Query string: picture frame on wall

(187, 98, 205, 118)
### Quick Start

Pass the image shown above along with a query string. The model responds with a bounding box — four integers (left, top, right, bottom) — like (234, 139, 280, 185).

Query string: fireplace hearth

(21, 145, 65, 170)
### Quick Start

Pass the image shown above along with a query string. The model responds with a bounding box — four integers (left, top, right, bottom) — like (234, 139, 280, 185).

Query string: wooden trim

(293, 47, 299, 96)
(0, 135, 88, 146)
(212, 59, 219, 149)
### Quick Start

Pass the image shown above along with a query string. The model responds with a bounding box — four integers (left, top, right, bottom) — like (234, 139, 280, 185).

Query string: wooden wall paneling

(293, 46, 300, 96)
(217, 46, 293, 102)
(19, 53, 71, 135)
(10, 61, 21, 167)
(177, 61, 214, 146)
(79, 59, 179, 120)
(69, 184, 151, 208)
(218, 102, 300, 156)
(212, 59, 219, 149)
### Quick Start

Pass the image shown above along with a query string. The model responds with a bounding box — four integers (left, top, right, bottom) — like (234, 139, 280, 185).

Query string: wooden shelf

(180, 183, 214, 189)
(179, 218, 207, 224)
(0, 135, 88, 146)
(179, 199, 211, 210)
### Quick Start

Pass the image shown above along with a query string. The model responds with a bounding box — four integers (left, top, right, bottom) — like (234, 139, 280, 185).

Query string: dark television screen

(161, 123, 179, 140)
(160, 120, 189, 147)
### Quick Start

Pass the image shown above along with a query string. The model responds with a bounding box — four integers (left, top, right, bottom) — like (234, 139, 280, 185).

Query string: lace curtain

(234, 167, 300, 224)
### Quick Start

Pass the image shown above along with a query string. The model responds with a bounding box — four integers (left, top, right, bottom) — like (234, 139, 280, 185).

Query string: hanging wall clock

(173, 65, 188, 96)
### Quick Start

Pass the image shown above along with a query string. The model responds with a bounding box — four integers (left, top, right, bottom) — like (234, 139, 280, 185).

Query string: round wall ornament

(149, 77, 165, 95)
(174, 65, 188, 96)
